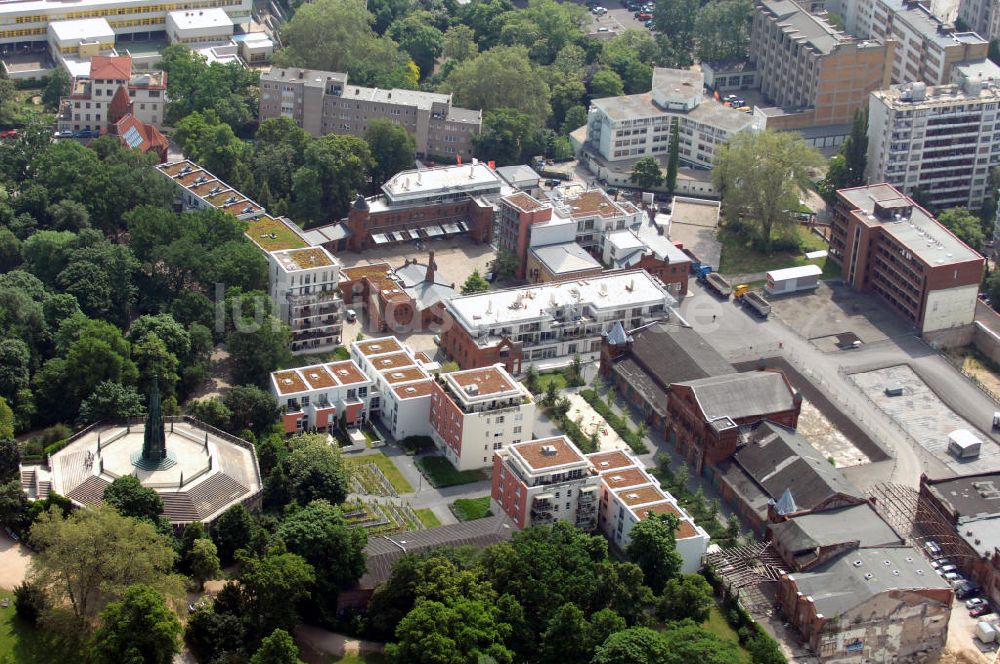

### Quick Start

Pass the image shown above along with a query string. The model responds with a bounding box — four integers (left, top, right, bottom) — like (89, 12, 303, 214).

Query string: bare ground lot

(338, 235, 495, 290)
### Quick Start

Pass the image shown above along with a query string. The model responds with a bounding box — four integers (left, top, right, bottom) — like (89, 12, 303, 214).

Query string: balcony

(291, 327, 341, 342)
(286, 290, 342, 305)
(292, 317, 342, 331)
(291, 302, 341, 319)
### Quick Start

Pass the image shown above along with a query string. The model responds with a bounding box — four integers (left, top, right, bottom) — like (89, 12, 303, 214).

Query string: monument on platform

(132, 380, 176, 470)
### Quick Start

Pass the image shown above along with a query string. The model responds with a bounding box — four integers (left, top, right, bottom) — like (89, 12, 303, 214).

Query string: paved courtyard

(565, 393, 629, 453)
(0, 533, 31, 590)
(850, 365, 1000, 475)
(337, 235, 495, 290)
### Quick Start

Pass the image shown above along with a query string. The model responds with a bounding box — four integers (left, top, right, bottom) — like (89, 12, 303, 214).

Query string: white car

(966, 597, 987, 609)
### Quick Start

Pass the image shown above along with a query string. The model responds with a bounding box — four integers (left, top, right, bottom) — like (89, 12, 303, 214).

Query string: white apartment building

(350, 337, 438, 440)
(586, 68, 755, 169)
(157, 160, 265, 220)
(491, 436, 602, 531)
(0, 0, 252, 50)
(847, 0, 988, 84)
(270, 360, 374, 434)
(959, 0, 1000, 41)
(867, 74, 1000, 209)
(57, 55, 167, 132)
(429, 365, 535, 471)
(588, 450, 709, 572)
(440, 269, 677, 373)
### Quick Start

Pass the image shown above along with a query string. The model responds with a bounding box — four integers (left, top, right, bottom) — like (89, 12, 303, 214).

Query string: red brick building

(667, 368, 801, 473)
(829, 184, 983, 335)
(497, 192, 555, 280)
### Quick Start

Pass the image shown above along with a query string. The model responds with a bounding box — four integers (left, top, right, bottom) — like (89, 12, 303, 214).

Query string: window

(496, 415, 504, 423)
(513, 426, 521, 434)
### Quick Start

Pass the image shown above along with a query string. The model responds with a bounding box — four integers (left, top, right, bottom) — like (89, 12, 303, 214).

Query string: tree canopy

(92, 584, 182, 664)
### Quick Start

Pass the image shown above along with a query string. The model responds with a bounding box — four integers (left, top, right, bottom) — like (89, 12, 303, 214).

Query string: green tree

(79, 381, 146, 425)
(161, 44, 260, 129)
(93, 584, 182, 664)
(442, 24, 478, 62)
(103, 476, 165, 524)
(441, 46, 552, 125)
(539, 603, 592, 664)
(237, 549, 315, 641)
(188, 538, 221, 591)
(561, 105, 588, 135)
(386, 597, 514, 664)
(187, 398, 233, 431)
(937, 207, 985, 250)
(666, 122, 680, 192)
(227, 314, 292, 387)
(285, 435, 350, 505)
(250, 628, 304, 664)
(274, 500, 367, 620)
(212, 503, 258, 566)
(389, 11, 443, 80)
(0, 398, 12, 439)
(630, 156, 663, 189)
(712, 130, 824, 250)
(293, 134, 374, 221)
(223, 385, 279, 436)
(657, 574, 714, 623)
(42, 68, 72, 111)
(0, 228, 21, 273)
(461, 269, 491, 294)
(365, 119, 416, 186)
(746, 632, 786, 664)
(625, 512, 682, 593)
(0, 437, 19, 483)
(525, 365, 540, 393)
(174, 110, 250, 183)
(28, 505, 182, 623)
(589, 68, 625, 98)
(0, 78, 16, 124)
(592, 627, 670, 664)
(475, 108, 536, 165)
(653, 0, 698, 53)
(276, 0, 415, 88)
(819, 109, 868, 199)
(695, 0, 752, 62)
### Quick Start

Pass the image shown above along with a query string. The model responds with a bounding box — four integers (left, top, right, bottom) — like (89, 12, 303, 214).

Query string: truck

(700, 271, 732, 298)
(741, 292, 771, 318)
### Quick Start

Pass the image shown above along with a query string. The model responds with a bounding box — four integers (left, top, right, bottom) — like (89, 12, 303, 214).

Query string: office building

(490, 436, 602, 531)
(56, 55, 166, 133)
(308, 163, 502, 251)
(270, 360, 374, 434)
(259, 66, 481, 159)
(589, 449, 709, 569)
(439, 270, 676, 374)
(866, 75, 1000, 210)
(847, 0, 987, 84)
(585, 68, 755, 168)
(428, 365, 535, 471)
(829, 184, 984, 334)
(350, 337, 438, 440)
(750, 0, 893, 131)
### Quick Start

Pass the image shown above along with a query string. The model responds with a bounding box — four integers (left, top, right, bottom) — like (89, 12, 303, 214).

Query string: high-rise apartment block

(829, 184, 984, 334)
(259, 67, 482, 159)
(750, 0, 893, 130)
(428, 365, 535, 471)
(867, 73, 1000, 210)
(846, 0, 988, 84)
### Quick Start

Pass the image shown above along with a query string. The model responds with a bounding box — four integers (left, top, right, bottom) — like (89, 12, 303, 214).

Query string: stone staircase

(66, 475, 109, 506)
(20, 469, 34, 497)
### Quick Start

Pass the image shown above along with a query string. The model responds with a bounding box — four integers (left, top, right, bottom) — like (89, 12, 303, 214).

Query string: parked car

(635, 11, 652, 19)
(53, 129, 74, 138)
(644, 19, 654, 27)
(971, 603, 993, 617)
(943, 571, 961, 583)
(940, 564, 958, 575)
(925, 540, 942, 556)
(931, 558, 951, 569)
(0, 129, 17, 139)
(958, 583, 982, 600)
(966, 597, 987, 609)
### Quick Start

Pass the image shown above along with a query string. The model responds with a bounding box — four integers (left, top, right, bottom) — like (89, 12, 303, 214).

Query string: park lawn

(450, 496, 492, 522)
(414, 508, 442, 529)
(13, 90, 55, 126)
(344, 453, 413, 494)
(718, 224, 830, 276)
(536, 372, 567, 393)
(701, 607, 752, 664)
(415, 456, 488, 488)
(0, 590, 47, 664)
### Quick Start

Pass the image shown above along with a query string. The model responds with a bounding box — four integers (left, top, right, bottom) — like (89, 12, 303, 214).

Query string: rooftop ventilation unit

(541, 444, 558, 456)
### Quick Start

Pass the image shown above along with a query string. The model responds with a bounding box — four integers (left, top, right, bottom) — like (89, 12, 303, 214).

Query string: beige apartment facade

(259, 67, 481, 160)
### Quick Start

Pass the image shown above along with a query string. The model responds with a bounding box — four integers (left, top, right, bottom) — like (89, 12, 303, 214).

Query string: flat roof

(590, 91, 754, 134)
(838, 184, 981, 265)
(382, 366, 428, 384)
(49, 17, 113, 40)
(354, 337, 403, 357)
(530, 242, 602, 275)
(615, 484, 667, 507)
(271, 247, 337, 272)
(766, 264, 822, 280)
(327, 360, 369, 386)
(447, 366, 518, 398)
(880, 0, 986, 48)
(167, 7, 232, 29)
(392, 380, 434, 399)
(511, 436, 587, 471)
(244, 215, 308, 252)
(382, 163, 501, 203)
(600, 467, 654, 490)
(873, 80, 1000, 110)
(446, 270, 672, 330)
(587, 450, 635, 472)
(495, 164, 541, 186)
(926, 473, 1000, 519)
(503, 192, 549, 213)
(757, 0, 860, 54)
(635, 501, 700, 538)
(371, 352, 416, 372)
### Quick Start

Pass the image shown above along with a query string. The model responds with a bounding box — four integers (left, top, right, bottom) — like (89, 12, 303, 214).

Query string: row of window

(5, 0, 243, 24)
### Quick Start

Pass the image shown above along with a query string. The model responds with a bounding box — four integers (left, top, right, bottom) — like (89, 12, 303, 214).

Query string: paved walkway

(0, 532, 32, 590)
(295, 624, 385, 659)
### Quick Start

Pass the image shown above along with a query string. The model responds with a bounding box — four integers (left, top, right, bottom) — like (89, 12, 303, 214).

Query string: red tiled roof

(105, 114, 168, 163)
(89, 55, 132, 81)
(108, 85, 132, 124)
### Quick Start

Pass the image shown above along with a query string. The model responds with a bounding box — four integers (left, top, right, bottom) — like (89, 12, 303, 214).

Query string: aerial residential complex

(439, 270, 676, 373)
(829, 184, 984, 334)
(866, 71, 1000, 210)
(490, 437, 709, 570)
(584, 68, 755, 169)
(270, 360, 374, 434)
(259, 67, 482, 160)
(350, 337, 438, 441)
(750, 0, 892, 131)
(428, 365, 535, 471)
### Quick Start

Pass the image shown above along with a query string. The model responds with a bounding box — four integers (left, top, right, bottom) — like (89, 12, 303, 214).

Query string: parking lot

(587, 0, 657, 35)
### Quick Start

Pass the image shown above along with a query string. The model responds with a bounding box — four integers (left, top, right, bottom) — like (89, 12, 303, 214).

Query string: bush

(579, 390, 648, 454)
(401, 435, 434, 455)
(13, 580, 48, 625)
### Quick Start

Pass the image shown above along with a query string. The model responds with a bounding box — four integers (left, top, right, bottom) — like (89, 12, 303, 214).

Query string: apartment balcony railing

(286, 290, 342, 305)
(291, 327, 341, 342)
(292, 316, 342, 331)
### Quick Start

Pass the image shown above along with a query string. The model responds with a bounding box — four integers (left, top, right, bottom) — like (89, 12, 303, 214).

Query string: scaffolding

(705, 541, 789, 613)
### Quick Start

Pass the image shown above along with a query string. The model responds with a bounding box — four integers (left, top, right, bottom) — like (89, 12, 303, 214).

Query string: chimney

(425, 250, 437, 283)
